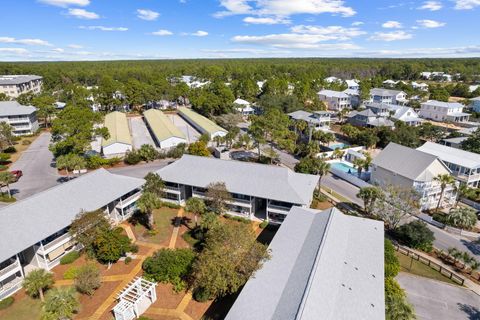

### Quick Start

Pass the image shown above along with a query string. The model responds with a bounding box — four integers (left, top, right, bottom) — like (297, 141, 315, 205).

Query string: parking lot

(165, 113, 200, 143)
(129, 116, 157, 149)
(397, 273, 480, 320)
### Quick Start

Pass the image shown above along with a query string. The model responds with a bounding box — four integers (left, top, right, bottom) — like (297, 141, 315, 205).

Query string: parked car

(10, 170, 23, 182)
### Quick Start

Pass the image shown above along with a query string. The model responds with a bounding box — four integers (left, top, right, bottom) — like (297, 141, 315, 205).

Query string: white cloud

(215, 0, 356, 18)
(136, 9, 160, 21)
(0, 37, 52, 46)
(38, 0, 89, 7)
(68, 44, 83, 49)
(151, 29, 173, 36)
(79, 26, 128, 31)
(369, 31, 412, 41)
(416, 19, 446, 28)
(382, 21, 402, 28)
(351, 21, 363, 26)
(191, 30, 209, 37)
(418, 1, 442, 11)
(0, 48, 29, 54)
(454, 0, 480, 9)
(67, 8, 99, 19)
(243, 16, 290, 24)
(52, 48, 64, 52)
(290, 25, 366, 39)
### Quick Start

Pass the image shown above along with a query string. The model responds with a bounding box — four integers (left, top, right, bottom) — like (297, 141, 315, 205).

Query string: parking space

(165, 113, 200, 143)
(397, 272, 480, 320)
(129, 116, 157, 149)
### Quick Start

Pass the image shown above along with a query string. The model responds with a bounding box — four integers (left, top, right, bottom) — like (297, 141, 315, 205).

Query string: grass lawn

(131, 207, 178, 244)
(0, 295, 42, 320)
(395, 252, 458, 285)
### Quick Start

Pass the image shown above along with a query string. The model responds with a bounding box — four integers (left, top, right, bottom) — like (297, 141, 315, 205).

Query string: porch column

(16, 254, 24, 277)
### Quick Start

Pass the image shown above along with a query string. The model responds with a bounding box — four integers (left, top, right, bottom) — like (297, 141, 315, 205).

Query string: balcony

(38, 232, 72, 254)
(116, 192, 141, 209)
(0, 277, 23, 300)
(230, 197, 252, 205)
(0, 259, 21, 280)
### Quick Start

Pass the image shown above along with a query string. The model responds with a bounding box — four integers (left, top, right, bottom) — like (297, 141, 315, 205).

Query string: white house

(288, 110, 332, 131)
(419, 100, 470, 123)
(371, 143, 457, 210)
(0, 169, 144, 299)
(382, 80, 398, 87)
(318, 89, 351, 111)
(143, 109, 187, 149)
(345, 79, 360, 90)
(324, 76, 341, 83)
(365, 102, 422, 126)
(0, 101, 39, 136)
(417, 142, 480, 188)
(0, 75, 43, 98)
(343, 88, 360, 107)
(101, 111, 133, 158)
(156, 155, 319, 224)
(370, 88, 408, 105)
(411, 82, 429, 91)
(226, 207, 385, 320)
(233, 98, 255, 116)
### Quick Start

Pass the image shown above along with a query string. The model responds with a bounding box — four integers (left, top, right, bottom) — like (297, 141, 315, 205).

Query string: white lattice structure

(113, 277, 157, 320)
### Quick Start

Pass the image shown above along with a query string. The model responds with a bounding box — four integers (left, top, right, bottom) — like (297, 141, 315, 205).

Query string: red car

(10, 170, 23, 182)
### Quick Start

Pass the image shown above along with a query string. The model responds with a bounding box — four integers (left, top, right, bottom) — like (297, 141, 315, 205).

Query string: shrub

(193, 287, 211, 302)
(60, 251, 80, 265)
(74, 264, 101, 296)
(0, 296, 14, 310)
(0, 164, 8, 171)
(63, 266, 79, 280)
(167, 143, 186, 159)
(0, 193, 16, 202)
(86, 155, 108, 169)
(446, 207, 478, 230)
(21, 139, 32, 145)
(161, 201, 181, 209)
(0, 153, 11, 164)
(259, 220, 269, 229)
(129, 244, 139, 253)
(138, 144, 158, 162)
(124, 150, 142, 165)
(125, 257, 132, 265)
(384, 240, 400, 278)
(3, 146, 16, 153)
(107, 157, 121, 166)
(142, 248, 195, 285)
(223, 214, 232, 219)
(395, 221, 435, 252)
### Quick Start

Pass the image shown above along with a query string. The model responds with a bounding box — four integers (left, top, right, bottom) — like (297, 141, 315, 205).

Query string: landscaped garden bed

(130, 207, 179, 245)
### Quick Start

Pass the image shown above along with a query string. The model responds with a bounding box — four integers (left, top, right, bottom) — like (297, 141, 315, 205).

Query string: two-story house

(365, 102, 422, 126)
(417, 142, 480, 188)
(419, 100, 470, 123)
(371, 143, 457, 210)
(348, 109, 394, 128)
(288, 110, 332, 131)
(0, 101, 39, 135)
(345, 79, 359, 90)
(317, 89, 351, 111)
(0, 75, 43, 98)
(370, 88, 408, 105)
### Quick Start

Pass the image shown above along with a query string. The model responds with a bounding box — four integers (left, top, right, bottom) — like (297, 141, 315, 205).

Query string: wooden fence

(394, 244, 465, 286)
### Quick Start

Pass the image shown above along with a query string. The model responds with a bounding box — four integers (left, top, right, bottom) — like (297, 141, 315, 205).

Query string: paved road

(397, 272, 480, 320)
(108, 160, 170, 179)
(9, 132, 60, 200)
(129, 117, 156, 149)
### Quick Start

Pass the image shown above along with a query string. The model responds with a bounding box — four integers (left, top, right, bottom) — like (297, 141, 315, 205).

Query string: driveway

(166, 114, 200, 143)
(129, 117, 156, 149)
(9, 132, 60, 200)
(397, 273, 480, 320)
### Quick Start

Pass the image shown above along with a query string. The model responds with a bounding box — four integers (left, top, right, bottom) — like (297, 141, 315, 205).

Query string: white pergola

(113, 277, 157, 320)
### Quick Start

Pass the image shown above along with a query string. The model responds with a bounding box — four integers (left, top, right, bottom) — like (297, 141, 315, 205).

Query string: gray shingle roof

(417, 142, 480, 169)
(318, 89, 349, 98)
(421, 100, 464, 109)
(0, 168, 144, 263)
(226, 207, 385, 320)
(370, 88, 404, 96)
(372, 142, 449, 181)
(0, 75, 42, 85)
(0, 101, 36, 116)
(156, 155, 319, 205)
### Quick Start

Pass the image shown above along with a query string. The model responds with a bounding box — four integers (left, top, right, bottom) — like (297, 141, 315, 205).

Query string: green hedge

(60, 251, 80, 265)
(161, 201, 181, 209)
(259, 220, 269, 229)
(63, 266, 79, 280)
(0, 296, 14, 310)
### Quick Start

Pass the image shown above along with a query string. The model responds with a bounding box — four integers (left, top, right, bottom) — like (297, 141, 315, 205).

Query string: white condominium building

(0, 75, 43, 98)
(0, 101, 39, 135)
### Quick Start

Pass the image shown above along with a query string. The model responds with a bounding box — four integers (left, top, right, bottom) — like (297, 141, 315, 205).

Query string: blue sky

(0, 0, 479, 60)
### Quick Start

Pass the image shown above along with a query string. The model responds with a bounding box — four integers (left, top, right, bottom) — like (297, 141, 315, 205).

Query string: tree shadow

(128, 210, 149, 229)
(458, 303, 480, 320)
(460, 239, 480, 256)
(202, 291, 241, 320)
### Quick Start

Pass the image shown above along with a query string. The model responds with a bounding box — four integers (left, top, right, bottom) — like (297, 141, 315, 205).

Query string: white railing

(41, 232, 72, 253)
(0, 260, 20, 279)
(117, 192, 141, 208)
(0, 277, 23, 299)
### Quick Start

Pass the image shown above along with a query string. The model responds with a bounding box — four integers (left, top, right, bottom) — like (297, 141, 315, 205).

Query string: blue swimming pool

(328, 143, 349, 150)
(331, 162, 356, 174)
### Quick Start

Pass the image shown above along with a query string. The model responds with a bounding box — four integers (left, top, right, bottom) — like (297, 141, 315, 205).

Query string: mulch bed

(76, 280, 122, 319)
(150, 284, 185, 309)
(184, 299, 213, 320)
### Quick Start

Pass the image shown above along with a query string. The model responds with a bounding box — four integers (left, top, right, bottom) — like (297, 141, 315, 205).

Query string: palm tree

(316, 159, 331, 188)
(185, 197, 206, 226)
(454, 183, 469, 207)
(42, 287, 79, 320)
(136, 192, 161, 229)
(143, 172, 165, 198)
(461, 252, 474, 271)
(0, 171, 16, 197)
(362, 152, 372, 173)
(352, 158, 364, 178)
(357, 186, 383, 215)
(452, 250, 463, 268)
(468, 260, 480, 276)
(22, 269, 54, 302)
(433, 174, 455, 212)
(447, 247, 458, 263)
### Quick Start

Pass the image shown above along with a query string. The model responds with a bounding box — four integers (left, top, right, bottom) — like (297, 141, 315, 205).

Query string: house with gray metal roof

(417, 142, 480, 188)
(288, 110, 332, 131)
(0, 168, 144, 299)
(0, 75, 43, 98)
(371, 142, 456, 210)
(318, 89, 351, 111)
(365, 102, 422, 126)
(419, 100, 470, 123)
(370, 88, 407, 105)
(226, 206, 385, 320)
(156, 155, 319, 223)
(0, 101, 39, 135)
(348, 109, 395, 128)
(178, 107, 227, 139)
(102, 111, 133, 158)
(143, 109, 186, 149)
